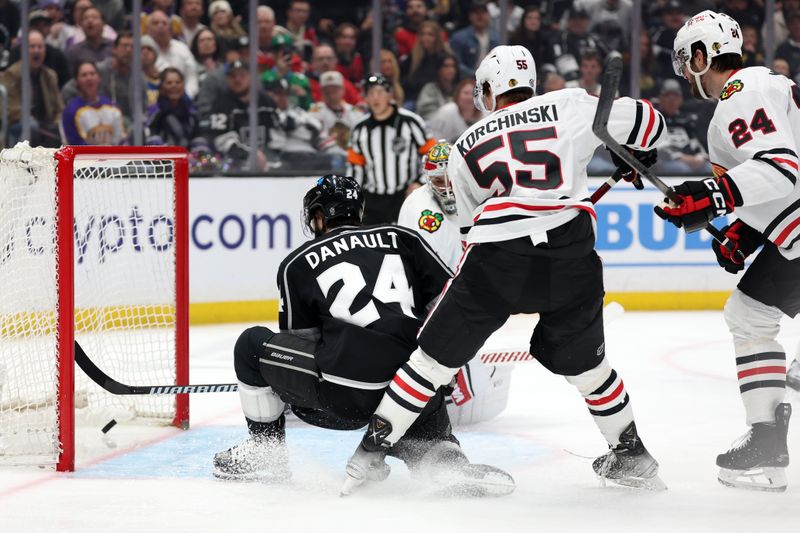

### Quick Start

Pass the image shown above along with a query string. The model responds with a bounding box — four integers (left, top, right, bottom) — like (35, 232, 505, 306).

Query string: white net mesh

(0, 143, 181, 466)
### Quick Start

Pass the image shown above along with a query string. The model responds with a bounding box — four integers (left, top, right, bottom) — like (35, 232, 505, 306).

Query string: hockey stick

(74, 341, 238, 395)
(588, 51, 626, 205)
(591, 53, 741, 259)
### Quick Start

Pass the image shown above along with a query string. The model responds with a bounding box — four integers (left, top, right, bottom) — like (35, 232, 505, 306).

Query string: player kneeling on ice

(213, 175, 514, 496)
(398, 141, 514, 427)
(658, 11, 797, 492)
(344, 45, 667, 495)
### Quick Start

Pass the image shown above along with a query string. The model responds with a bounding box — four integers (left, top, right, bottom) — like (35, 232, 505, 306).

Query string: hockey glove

(711, 219, 765, 274)
(608, 147, 658, 190)
(653, 174, 742, 233)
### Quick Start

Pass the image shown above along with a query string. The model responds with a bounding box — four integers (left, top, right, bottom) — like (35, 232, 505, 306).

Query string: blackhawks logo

(418, 210, 444, 233)
(720, 79, 743, 100)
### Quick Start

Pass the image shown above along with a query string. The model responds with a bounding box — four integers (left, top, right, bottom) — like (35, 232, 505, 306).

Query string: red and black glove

(711, 219, 765, 274)
(653, 174, 742, 233)
(608, 147, 658, 190)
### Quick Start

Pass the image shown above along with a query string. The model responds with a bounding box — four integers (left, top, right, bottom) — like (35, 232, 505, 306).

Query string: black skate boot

(717, 403, 791, 492)
(411, 440, 516, 498)
(593, 422, 666, 491)
(213, 415, 290, 482)
(787, 360, 800, 392)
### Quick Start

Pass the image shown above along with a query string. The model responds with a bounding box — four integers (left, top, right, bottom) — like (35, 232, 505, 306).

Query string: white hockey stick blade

(478, 302, 626, 365)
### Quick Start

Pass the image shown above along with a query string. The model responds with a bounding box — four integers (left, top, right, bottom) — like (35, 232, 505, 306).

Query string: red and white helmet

(673, 10, 742, 99)
(473, 45, 537, 112)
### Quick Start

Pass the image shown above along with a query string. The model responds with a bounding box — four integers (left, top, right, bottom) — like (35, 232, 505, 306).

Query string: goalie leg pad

(724, 289, 787, 425)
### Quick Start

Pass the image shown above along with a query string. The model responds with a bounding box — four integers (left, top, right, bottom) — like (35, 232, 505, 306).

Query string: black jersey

(277, 224, 451, 388)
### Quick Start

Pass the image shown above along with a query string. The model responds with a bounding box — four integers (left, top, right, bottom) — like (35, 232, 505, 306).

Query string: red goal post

(0, 144, 189, 472)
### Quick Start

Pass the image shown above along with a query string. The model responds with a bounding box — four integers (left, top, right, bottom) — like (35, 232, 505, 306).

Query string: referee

(347, 74, 436, 224)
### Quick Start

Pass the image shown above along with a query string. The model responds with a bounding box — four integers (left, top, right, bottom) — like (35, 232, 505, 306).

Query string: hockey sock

(724, 290, 786, 425)
(565, 358, 633, 446)
(238, 381, 286, 425)
(374, 348, 459, 444)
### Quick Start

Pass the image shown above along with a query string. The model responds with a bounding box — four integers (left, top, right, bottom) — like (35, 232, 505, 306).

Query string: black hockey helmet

(303, 175, 365, 235)
(364, 73, 392, 92)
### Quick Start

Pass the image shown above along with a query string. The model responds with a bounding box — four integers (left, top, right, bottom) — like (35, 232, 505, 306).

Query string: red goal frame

(53, 146, 190, 472)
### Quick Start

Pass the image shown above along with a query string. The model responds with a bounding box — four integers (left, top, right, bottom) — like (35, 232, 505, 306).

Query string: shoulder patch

(720, 79, 744, 100)
(418, 210, 444, 233)
(711, 163, 728, 178)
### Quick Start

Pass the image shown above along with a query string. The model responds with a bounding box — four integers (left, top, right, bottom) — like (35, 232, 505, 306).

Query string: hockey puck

(101, 419, 117, 434)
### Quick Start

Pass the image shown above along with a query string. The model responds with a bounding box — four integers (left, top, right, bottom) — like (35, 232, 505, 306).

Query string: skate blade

(340, 475, 365, 497)
(717, 467, 787, 493)
(609, 474, 668, 492)
(428, 464, 516, 498)
(212, 467, 291, 483)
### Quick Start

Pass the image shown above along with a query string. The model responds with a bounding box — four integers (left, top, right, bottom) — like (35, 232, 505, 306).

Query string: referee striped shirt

(347, 106, 436, 195)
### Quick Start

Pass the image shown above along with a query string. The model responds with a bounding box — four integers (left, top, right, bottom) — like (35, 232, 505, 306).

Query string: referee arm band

(347, 148, 366, 166)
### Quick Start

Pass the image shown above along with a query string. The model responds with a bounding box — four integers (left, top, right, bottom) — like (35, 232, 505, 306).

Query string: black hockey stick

(591, 52, 741, 259)
(74, 341, 238, 395)
(589, 51, 626, 204)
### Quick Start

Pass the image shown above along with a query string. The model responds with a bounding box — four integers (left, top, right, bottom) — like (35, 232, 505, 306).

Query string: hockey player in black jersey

(213, 175, 514, 496)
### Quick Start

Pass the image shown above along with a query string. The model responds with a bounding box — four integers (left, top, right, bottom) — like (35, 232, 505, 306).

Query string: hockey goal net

(0, 144, 189, 471)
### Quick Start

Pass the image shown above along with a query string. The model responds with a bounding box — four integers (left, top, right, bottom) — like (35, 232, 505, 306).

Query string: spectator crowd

(0, 0, 795, 176)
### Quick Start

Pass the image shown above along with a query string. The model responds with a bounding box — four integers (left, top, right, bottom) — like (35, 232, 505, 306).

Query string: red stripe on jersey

(641, 99, 656, 147)
(475, 202, 597, 221)
(771, 157, 799, 171)
(737, 366, 786, 380)
(586, 381, 625, 406)
(774, 216, 800, 246)
(392, 375, 432, 402)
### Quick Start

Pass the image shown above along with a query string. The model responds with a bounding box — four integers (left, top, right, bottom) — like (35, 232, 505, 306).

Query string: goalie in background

(213, 175, 514, 496)
(398, 140, 514, 427)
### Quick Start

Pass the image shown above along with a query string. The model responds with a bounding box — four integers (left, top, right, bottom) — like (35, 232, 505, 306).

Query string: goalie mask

(303, 175, 364, 236)
(672, 10, 742, 100)
(423, 141, 456, 215)
(473, 45, 537, 112)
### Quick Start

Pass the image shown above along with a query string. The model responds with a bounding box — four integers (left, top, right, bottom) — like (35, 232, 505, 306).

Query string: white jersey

(707, 67, 800, 260)
(397, 186, 462, 270)
(448, 88, 666, 244)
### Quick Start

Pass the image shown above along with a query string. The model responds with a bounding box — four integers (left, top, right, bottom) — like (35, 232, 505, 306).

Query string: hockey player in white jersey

(342, 45, 668, 494)
(398, 141, 514, 427)
(658, 10, 796, 491)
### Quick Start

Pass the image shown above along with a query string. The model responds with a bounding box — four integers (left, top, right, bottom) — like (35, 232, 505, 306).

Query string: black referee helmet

(364, 73, 392, 92)
(303, 175, 365, 234)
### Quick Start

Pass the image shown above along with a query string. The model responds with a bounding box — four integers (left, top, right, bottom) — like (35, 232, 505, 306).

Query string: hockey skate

(717, 403, 791, 492)
(213, 416, 290, 482)
(414, 441, 516, 498)
(593, 422, 666, 491)
(787, 360, 800, 393)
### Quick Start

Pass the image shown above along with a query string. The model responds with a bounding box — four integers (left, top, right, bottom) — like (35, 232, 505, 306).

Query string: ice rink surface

(2, 311, 799, 533)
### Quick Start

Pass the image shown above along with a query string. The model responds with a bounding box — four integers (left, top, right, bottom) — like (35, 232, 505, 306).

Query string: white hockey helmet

(672, 10, 742, 99)
(423, 141, 456, 215)
(473, 45, 537, 112)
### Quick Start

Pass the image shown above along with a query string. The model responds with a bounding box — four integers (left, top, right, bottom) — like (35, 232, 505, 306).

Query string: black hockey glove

(608, 147, 658, 190)
(653, 174, 742, 233)
(711, 219, 765, 274)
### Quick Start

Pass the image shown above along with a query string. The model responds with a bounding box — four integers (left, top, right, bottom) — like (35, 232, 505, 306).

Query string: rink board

(3, 176, 737, 322)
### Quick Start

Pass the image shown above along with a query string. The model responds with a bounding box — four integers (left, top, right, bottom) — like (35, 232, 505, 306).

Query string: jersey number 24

(316, 255, 415, 327)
